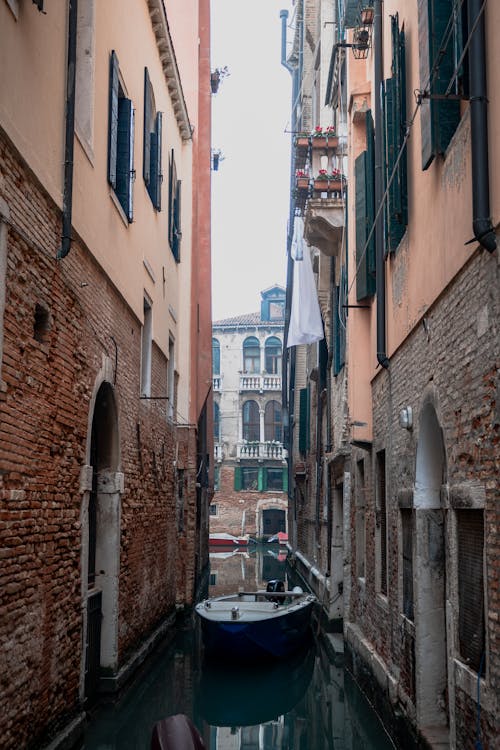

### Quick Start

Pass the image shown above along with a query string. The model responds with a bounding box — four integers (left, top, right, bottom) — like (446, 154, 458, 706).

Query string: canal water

(79, 546, 395, 750)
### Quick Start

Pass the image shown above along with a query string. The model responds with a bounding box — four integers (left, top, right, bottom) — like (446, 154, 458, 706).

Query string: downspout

(373, 0, 389, 367)
(57, 0, 78, 259)
(467, 0, 497, 253)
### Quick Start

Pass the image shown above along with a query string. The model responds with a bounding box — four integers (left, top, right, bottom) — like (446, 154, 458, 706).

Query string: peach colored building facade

(284, 1, 499, 748)
(0, 0, 211, 747)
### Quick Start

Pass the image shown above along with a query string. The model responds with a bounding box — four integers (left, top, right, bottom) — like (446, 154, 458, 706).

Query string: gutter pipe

(57, 0, 78, 259)
(373, 0, 389, 368)
(467, 0, 496, 253)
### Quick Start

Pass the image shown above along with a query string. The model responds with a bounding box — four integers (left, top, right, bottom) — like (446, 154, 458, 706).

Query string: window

(266, 468, 283, 491)
(33, 303, 50, 344)
(176, 468, 184, 532)
(298, 387, 310, 454)
(418, 0, 464, 170)
(355, 112, 376, 300)
(167, 337, 175, 420)
(242, 400, 260, 442)
(213, 402, 220, 440)
(168, 150, 181, 261)
(264, 400, 282, 442)
(209, 504, 218, 516)
(457, 510, 485, 675)
(401, 509, 414, 620)
(214, 466, 220, 492)
(356, 459, 366, 579)
(143, 68, 162, 210)
(333, 266, 346, 375)
(376, 450, 388, 596)
(264, 337, 282, 374)
(212, 338, 220, 375)
(241, 467, 259, 491)
(209, 573, 217, 586)
(243, 337, 260, 373)
(140, 297, 152, 397)
(108, 51, 135, 221)
(383, 15, 408, 253)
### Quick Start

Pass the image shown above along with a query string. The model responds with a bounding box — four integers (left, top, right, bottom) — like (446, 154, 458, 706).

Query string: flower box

(296, 176, 310, 190)
(295, 136, 310, 149)
(311, 135, 339, 149)
(313, 178, 343, 194)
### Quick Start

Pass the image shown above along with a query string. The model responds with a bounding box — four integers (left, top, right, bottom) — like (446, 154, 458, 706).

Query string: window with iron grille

(241, 467, 259, 491)
(266, 468, 283, 491)
(457, 509, 485, 675)
(209, 503, 217, 516)
(401, 508, 414, 620)
(356, 459, 366, 579)
(377, 450, 387, 596)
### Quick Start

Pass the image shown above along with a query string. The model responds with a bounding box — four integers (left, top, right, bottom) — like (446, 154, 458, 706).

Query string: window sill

(109, 189, 129, 227)
(376, 592, 389, 613)
(454, 658, 494, 713)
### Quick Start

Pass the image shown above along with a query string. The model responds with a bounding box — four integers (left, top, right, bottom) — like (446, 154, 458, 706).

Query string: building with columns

(211, 286, 288, 541)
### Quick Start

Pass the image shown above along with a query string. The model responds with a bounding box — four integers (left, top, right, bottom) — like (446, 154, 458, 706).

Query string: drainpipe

(467, 0, 497, 253)
(57, 0, 78, 259)
(373, 0, 389, 368)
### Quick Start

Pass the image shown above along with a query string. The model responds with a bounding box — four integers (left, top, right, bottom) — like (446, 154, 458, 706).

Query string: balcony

(213, 375, 222, 391)
(214, 443, 223, 462)
(237, 441, 287, 460)
(239, 374, 282, 392)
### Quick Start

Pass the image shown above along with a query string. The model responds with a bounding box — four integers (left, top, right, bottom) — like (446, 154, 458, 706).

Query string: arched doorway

(414, 399, 448, 733)
(84, 381, 120, 705)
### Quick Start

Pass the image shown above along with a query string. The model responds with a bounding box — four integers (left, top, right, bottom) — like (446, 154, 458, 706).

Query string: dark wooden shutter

(234, 466, 242, 491)
(282, 467, 288, 493)
(355, 149, 375, 301)
(173, 179, 181, 261)
(143, 68, 152, 185)
(108, 51, 119, 188)
(365, 111, 376, 282)
(401, 509, 414, 620)
(418, 0, 461, 170)
(155, 112, 162, 211)
(377, 450, 387, 596)
(259, 467, 267, 492)
(116, 97, 134, 221)
(298, 387, 309, 455)
(457, 510, 485, 675)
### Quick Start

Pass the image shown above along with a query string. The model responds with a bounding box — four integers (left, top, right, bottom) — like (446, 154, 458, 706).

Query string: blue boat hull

(199, 600, 314, 660)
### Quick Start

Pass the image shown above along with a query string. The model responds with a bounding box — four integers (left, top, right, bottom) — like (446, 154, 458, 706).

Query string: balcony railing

(237, 441, 287, 460)
(213, 376, 222, 391)
(214, 443, 223, 461)
(239, 374, 282, 392)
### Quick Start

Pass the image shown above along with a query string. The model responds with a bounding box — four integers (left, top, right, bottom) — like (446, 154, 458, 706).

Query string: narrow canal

(79, 547, 395, 749)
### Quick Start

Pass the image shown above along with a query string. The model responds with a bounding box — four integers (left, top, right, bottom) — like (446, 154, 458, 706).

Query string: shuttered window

(108, 51, 134, 222)
(169, 150, 181, 261)
(143, 69, 163, 210)
(383, 15, 408, 254)
(241, 467, 259, 491)
(333, 267, 346, 375)
(355, 147, 375, 300)
(457, 510, 485, 675)
(298, 387, 310, 455)
(401, 509, 414, 620)
(377, 450, 387, 596)
(234, 466, 242, 491)
(417, 0, 462, 170)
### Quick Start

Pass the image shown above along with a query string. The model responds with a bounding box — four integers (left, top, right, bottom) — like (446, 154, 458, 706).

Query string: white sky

(210, 0, 294, 321)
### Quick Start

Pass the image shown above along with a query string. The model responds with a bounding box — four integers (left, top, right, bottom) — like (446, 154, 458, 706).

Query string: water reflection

(79, 546, 395, 750)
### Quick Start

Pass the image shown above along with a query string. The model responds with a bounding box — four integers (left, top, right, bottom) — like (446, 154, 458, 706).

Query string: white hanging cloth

(287, 217, 324, 348)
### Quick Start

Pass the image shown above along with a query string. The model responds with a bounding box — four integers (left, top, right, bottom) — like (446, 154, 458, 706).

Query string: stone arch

(80, 363, 122, 704)
(256, 497, 287, 539)
(413, 389, 449, 734)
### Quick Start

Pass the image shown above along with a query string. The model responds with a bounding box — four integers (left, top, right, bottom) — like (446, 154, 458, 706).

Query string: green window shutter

(298, 387, 310, 455)
(116, 98, 134, 222)
(173, 180, 181, 261)
(149, 112, 162, 211)
(355, 152, 375, 300)
(366, 111, 376, 283)
(333, 271, 346, 376)
(234, 466, 242, 491)
(107, 51, 119, 189)
(282, 467, 288, 493)
(259, 468, 267, 492)
(143, 68, 152, 185)
(418, 0, 461, 170)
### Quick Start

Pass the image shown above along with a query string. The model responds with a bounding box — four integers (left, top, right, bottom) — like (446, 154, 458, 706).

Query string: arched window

(242, 400, 260, 442)
(213, 402, 220, 440)
(264, 400, 282, 442)
(212, 338, 220, 375)
(243, 336, 260, 374)
(264, 336, 282, 374)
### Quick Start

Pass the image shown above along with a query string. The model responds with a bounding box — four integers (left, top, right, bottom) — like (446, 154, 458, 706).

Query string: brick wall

(0, 130, 199, 747)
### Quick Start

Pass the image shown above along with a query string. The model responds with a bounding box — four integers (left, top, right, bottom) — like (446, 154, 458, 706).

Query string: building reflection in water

(208, 544, 288, 598)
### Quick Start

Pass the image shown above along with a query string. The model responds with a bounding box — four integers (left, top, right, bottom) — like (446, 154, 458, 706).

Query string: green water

(80, 548, 395, 749)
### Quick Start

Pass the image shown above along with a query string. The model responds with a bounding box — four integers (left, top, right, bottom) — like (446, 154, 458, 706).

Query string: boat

(151, 714, 205, 750)
(209, 532, 251, 547)
(195, 580, 316, 660)
(267, 531, 288, 545)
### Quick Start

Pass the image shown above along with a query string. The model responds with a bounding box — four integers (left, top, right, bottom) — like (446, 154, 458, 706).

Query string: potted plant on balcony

(311, 125, 338, 149)
(313, 168, 344, 194)
(295, 169, 310, 191)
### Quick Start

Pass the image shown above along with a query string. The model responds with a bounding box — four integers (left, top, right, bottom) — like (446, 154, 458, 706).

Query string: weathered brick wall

(0, 131, 199, 747)
(349, 245, 499, 747)
(211, 464, 287, 539)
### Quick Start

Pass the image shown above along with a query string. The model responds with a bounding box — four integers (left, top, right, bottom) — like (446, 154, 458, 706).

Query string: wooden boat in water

(195, 581, 316, 660)
(209, 532, 251, 547)
(151, 714, 205, 750)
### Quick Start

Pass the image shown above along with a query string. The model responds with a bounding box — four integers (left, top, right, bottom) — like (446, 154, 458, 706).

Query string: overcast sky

(210, 0, 294, 321)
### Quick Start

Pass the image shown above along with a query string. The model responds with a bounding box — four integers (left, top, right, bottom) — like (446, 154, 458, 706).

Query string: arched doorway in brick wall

(414, 397, 449, 735)
(81, 378, 121, 705)
(257, 499, 287, 540)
